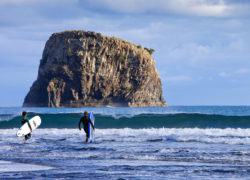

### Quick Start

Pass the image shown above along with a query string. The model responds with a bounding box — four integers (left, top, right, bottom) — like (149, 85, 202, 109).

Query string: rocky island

(23, 30, 166, 107)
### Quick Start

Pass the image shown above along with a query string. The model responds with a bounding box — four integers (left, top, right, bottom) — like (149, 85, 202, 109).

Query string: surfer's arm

(78, 120, 82, 130)
(89, 119, 95, 130)
(27, 120, 32, 132)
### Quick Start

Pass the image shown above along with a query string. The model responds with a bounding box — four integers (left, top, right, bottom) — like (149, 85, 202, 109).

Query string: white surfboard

(17, 116, 42, 137)
(88, 112, 95, 143)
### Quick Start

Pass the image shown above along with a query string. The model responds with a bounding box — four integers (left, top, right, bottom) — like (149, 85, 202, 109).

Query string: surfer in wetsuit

(21, 111, 32, 143)
(78, 111, 95, 142)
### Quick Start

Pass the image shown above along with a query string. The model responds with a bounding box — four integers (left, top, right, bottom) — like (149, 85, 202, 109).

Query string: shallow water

(0, 128, 249, 179)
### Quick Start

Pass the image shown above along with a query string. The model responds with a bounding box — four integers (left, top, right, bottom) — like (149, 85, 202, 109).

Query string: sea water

(0, 106, 249, 179)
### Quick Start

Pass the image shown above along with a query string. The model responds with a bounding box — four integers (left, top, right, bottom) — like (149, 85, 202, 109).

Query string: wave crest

(0, 113, 250, 129)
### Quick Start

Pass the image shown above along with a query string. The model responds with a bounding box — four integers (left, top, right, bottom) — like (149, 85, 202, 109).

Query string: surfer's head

(22, 111, 27, 117)
(84, 111, 88, 116)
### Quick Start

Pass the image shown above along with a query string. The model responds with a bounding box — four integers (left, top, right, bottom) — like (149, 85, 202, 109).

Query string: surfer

(21, 111, 32, 143)
(78, 111, 95, 142)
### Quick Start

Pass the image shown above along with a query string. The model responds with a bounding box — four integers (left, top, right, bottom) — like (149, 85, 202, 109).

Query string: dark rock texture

(23, 30, 167, 107)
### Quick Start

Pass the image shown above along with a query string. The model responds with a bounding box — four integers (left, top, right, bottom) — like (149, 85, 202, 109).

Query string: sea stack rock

(23, 30, 167, 107)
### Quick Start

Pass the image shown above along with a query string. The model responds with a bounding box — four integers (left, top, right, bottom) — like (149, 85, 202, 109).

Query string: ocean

(0, 106, 249, 179)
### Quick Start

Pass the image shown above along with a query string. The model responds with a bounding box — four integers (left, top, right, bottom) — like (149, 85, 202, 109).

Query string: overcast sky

(0, 0, 250, 106)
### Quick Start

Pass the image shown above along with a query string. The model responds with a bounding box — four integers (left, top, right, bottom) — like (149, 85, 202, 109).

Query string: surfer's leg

(26, 133, 31, 139)
(84, 128, 89, 137)
(24, 135, 28, 143)
(84, 128, 89, 142)
(24, 133, 31, 142)
(85, 137, 89, 143)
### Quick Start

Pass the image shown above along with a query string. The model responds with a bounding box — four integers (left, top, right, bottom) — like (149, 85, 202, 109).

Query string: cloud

(165, 75, 191, 82)
(235, 68, 249, 74)
(167, 43, 212, 66)
(218, 72, 231, 77)
(0, 0, 78, 5)
(218, 68, 249, 78)
(0, 0, 32, 4)
(83, 0, 250, 17)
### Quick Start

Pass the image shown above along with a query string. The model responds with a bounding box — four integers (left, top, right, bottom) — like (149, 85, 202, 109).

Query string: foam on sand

(0, 160, 54, 172)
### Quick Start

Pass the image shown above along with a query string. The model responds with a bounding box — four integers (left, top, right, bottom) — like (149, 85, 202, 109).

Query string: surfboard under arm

(17, 116, 41, 137)
(88, 112, 95, 143)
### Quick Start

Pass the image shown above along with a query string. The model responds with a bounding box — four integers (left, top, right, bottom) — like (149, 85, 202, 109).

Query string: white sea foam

(2, 127, 250, 137)
(1, 128, 250, 145)
(0, 160, 53, 172)
(96, 128, 250, 137)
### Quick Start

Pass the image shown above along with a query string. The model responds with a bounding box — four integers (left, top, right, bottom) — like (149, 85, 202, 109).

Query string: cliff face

(23, 30, 166, 107)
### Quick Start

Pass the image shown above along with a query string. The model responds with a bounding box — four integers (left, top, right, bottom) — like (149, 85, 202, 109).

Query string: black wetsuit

(22, 117, 32, 140)
(78, 115, 94, 138)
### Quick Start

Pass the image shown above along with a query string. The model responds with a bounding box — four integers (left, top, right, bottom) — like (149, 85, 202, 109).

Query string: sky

(0, 0, 250, 106)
